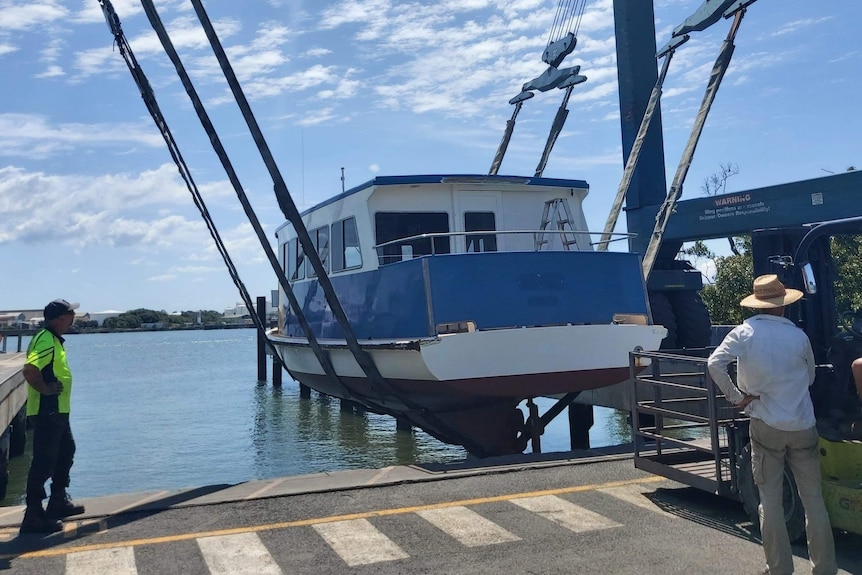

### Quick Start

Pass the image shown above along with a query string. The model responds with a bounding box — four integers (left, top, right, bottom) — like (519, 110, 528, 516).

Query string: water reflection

(1, 429, 32, 506)
(251, 380, 466, 478)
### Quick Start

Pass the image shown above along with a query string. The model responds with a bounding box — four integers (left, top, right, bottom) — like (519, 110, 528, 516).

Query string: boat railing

(373, 229, 636, 265)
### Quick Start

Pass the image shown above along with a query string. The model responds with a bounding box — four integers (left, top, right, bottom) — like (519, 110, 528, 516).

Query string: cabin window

(332, 217, 362, 272)
(286, 238, 305, 282)
(464, 211, 497, 252)
(306, 225, 330, 278)
(375, 212, 450, 265)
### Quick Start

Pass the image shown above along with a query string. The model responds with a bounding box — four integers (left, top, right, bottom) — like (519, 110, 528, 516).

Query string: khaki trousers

(749, 418, 837, 575)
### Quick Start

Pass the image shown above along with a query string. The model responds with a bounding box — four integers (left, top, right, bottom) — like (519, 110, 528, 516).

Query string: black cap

(44, 299, 80, 321)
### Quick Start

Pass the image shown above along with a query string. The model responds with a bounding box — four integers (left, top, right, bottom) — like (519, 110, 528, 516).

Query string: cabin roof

(299, 174, 590, 217)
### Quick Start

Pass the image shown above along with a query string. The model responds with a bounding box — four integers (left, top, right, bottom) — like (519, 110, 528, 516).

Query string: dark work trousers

(25, 413, 76, 508)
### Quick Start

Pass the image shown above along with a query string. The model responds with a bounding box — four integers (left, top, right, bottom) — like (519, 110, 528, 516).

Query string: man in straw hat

(708, 275, 836, 575)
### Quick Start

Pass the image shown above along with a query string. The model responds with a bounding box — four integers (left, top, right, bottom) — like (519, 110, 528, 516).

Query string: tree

(701, 162, 742, 255)
(832, 235, 862, 314)
(699, 236, 753, 324)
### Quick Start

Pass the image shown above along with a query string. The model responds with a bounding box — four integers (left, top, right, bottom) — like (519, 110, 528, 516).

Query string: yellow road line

(12, 475, 665, 560)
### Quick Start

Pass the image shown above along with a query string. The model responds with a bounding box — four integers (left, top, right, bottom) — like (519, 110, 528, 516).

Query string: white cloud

(771, 17, 832, 37)
(0, 1, 69, 31)
(0, 113, 165, 159)
(304, 47, 332, 58)
(297, 107, 337, 126)
(35, 65, 64, 78)
(0, 164, 233, 249)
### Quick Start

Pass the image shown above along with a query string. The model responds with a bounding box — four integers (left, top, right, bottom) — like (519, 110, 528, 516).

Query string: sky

(0, 0, 859, 314)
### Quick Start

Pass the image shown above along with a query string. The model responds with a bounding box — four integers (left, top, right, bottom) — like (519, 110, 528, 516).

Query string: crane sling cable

(641, 7, 748, 278)
(95, 0, 273, 352)
(489, 0, 586, 175)
(596, 34, 688, 251)
(533, 0, 589, 178)
(97, 0, 346, 398)
(174, 0, 490, 455)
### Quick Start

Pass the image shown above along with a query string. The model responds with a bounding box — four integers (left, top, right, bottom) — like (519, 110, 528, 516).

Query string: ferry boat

(270, 174, 667, 456)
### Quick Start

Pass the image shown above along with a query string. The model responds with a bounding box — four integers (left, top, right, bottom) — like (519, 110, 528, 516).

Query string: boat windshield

(375, 212, 451, 265)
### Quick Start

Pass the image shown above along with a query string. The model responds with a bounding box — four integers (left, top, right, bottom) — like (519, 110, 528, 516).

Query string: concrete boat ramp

(1, 449, 860, 574)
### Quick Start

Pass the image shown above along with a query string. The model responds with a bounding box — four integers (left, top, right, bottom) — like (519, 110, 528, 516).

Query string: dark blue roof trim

(300, 174, 591, 216)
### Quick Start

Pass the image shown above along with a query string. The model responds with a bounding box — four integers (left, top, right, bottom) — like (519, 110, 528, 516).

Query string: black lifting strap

(180, 0, 489, 455)
(97, 0, 315, 385)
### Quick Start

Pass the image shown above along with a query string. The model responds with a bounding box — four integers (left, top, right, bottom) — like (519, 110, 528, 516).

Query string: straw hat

(739, 274, 803, 309)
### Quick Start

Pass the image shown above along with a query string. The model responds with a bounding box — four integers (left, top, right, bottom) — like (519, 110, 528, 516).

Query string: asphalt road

(1, 456, 860, 574)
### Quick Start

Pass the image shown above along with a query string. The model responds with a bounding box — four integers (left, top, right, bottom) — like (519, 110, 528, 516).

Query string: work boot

(46, 493, 85, 519)
(19, 506, 63, 535)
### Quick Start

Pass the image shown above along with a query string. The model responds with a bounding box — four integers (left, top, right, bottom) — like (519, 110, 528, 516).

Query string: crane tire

(668, 290, 712, 349)
(649, 291, 678, 349)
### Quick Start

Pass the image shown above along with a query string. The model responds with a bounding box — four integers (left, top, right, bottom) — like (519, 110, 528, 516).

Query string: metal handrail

(373, 229, 638, 263)
(630, 350, 744, 488)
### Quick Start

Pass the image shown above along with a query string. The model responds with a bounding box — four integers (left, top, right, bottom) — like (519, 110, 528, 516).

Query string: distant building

(0, 309, 93, 328)
(0, 312, 26, 328)
(88, 310, 123, 326)
(222, 301, 277, 325)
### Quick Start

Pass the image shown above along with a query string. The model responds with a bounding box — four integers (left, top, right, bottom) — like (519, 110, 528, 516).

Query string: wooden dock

(0, 350, 28, 498)
(0, 352, 26, 437)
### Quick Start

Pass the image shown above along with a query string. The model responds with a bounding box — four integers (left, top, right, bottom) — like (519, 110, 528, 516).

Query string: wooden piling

(256, 296, 267, 382)
(568, 402, 594, 450)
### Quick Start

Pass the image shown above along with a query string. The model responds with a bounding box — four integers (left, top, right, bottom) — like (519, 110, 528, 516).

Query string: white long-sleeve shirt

(707, 314, 816, 431)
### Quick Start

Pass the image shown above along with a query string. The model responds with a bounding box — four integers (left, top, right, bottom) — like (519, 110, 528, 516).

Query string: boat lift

(99, 0, 760, 457)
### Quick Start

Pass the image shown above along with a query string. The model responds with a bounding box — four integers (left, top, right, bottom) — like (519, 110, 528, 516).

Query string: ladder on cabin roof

(535, 198, 580, 251)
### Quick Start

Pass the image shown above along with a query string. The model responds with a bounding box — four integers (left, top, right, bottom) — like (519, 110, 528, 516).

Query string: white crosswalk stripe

(55, 492, 634, 572)
(598, 483, 678, 518)
(510, 494, 623, 532)
(197, 532, 283, 575)
(66, 546, 137, 575)
(312, 518, 409, 566)
(416, 505, 521, 547)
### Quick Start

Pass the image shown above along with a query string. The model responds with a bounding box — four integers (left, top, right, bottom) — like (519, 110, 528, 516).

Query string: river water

(1, 329, 632, 505)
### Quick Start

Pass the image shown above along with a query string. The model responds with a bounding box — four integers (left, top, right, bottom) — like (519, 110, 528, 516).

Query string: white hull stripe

(66, 547, 137, 575)
(312, 518, 409, 566)
(510, 495, 623, 532)
(197, 532, 283, 575)
(416, 505, 521, 547)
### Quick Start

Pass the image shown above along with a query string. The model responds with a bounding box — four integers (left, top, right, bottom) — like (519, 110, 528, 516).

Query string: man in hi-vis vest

(20, 299, 86, 534)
